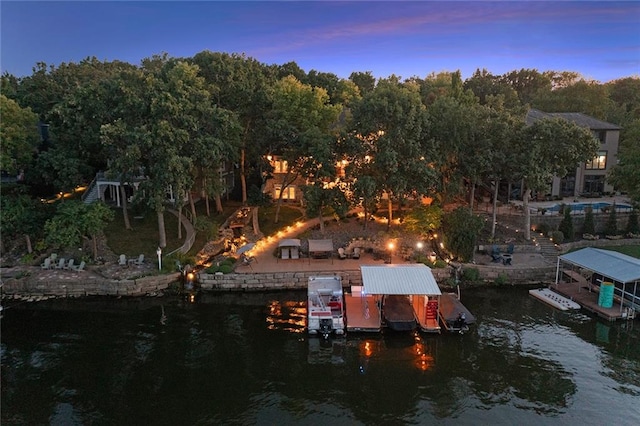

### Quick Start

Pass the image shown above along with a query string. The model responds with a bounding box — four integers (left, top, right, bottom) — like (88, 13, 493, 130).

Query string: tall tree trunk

(387, 196, 393, 229)
(318, 209, 325, 233)
(491, 180, 499, 239)
(469, 179, 476, 213)
(523, 188, 532, 240)
(215, 194, 223, 213)
(189, 192, 197, 222)
(91, 234, 98, 260)
(363, 204, 369, 231)
(240, 147, 247, 204)
(120, 185, 132, 230)
(24, 234, 32, 254)
(205, 194, 210, 217)
(177, 206, 183, 239)
(157, 209, 167, 248)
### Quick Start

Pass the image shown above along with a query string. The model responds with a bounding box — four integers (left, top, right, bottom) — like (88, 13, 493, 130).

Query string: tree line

(1, 52, 639, 260)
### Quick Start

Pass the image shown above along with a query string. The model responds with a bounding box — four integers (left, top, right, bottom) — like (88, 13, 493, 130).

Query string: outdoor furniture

(290, 246, 300, 260)
(308, 239, 334, 263)
(64, 259, 75, 270)
(490, 245, 503, 263)
(72, 261, 86, 272)
(338, 248, 347, 260)
(118, 254, 127, 266)
(240, 253, 255, 270)
(352, 247, 361, 259)
(278, 239, 300, 261)
(130, 254, 144, 265)
(55, 258, 66, 269)
(50, 253, 58, 262)
(41, 258, 52, 270)
(502, 243, 514, 265)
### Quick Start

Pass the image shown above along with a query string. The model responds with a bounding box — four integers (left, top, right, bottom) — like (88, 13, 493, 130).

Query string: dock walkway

(552, 282, 628, 321)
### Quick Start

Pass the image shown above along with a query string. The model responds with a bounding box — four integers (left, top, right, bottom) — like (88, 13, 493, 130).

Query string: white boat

(529, 287, 581, 311)
(307, 276, 345, 337)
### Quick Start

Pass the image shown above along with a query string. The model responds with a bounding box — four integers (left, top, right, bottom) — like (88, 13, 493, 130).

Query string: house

(82, 161, 235, 206)
(525, 109, 622, 198)
(262, 155, 351, 204)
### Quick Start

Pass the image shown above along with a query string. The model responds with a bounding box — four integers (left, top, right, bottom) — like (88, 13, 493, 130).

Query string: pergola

(555, 247, 640, 311)
(308, 239, 334, 264)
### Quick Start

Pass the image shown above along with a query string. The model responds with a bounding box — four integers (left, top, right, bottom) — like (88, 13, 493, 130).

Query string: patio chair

(352, 247, 361, 259)
(71, 261, 86, 272)
(240, 253, 255, 270)
(64, 259, 75, 270)
(50, 253, 58, 262)
(55, 258, 66, 269)
(118, 254, 127, 266)
(281, 248, 290, 260)
(291, 246, 299, 260)
(41, 258, 52, 270)
(502, 243, 514, 265)
(131, 254, 144, 265)
(490, 246, 503, 263)
(338, 247, 347, 260)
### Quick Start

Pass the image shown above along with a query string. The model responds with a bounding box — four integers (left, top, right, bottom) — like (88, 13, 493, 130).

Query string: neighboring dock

(552, 281, 634, 321)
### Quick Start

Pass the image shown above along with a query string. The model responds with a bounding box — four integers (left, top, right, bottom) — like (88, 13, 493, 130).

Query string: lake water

(2, 287, 639, 425)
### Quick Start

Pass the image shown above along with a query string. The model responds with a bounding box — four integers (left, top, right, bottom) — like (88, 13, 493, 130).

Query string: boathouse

(554, 247, 640, 320)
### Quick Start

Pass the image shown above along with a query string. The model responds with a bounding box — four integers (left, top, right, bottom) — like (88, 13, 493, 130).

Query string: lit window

(274, 160, 288, 173)
(275, 185, 296, 200)
(586, 151, 607, 170)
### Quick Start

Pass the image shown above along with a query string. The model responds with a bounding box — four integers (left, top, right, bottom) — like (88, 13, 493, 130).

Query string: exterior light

(416, 242, 424, 250)
(156, 247, 162, 270)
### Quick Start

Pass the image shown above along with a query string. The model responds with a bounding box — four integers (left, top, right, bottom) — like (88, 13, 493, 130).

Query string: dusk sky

(2, 1, 639, 83)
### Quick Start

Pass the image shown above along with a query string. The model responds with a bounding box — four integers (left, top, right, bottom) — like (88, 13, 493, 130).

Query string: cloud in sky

(1, 1, 638, 82)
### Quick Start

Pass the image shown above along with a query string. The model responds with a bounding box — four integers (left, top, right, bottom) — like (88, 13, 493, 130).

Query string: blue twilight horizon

(1, 1, 638, 82)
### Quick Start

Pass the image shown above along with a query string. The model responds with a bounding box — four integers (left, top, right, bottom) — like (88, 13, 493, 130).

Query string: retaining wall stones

(2, 273, 180, 298)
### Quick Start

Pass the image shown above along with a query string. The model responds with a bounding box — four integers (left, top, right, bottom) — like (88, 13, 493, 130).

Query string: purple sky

(2, 1, 639, 82)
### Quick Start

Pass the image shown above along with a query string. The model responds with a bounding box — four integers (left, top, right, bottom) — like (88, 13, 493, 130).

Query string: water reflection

(2, 288, 639, 425)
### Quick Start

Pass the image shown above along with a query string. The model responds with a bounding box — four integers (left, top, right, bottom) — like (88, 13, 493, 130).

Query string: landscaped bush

(583, 207, 595, 235)
(605, 204, 618, 235)
(461, 267, 481, 283)
(551, 230, 564, 244)
(558, 205, 574, 240)
(494, 273, 508, 285)
(625, 209, 639, 235)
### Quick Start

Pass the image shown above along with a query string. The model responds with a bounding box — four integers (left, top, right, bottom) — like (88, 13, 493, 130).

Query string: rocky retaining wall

(199, 265, 555, 292)
(2, 273, 180, 297)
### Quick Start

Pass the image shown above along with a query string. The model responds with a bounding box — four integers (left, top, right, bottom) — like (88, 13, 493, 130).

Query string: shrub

(461, 267, 481, 283)
(551, 230, 564, 244)
(494, 273, 508, 285)
(626, 209, 639, 235)
(604, 204, 618, 235)
(582, 207, 595, 235)
(442, 207, 484, 262)
(558, 205, 574, 241)
(218, 263, 234, 274)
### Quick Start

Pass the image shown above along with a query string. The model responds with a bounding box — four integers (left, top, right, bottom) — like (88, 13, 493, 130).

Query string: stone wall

(198, 264, 554, 292)
(498, 212, 631, 236)
(2, 273, 180, 297)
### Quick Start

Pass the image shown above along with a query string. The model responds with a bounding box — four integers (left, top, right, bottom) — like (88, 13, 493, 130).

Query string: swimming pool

(544, 202, 633, 213)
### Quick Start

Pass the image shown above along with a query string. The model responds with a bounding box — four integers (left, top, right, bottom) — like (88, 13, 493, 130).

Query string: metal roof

(360, 264, 442, 295)
(308, 239, 333, 253)
(278, 239, 301, 247)
(559, 248, 640, 283)
(526, 109, 621, 130)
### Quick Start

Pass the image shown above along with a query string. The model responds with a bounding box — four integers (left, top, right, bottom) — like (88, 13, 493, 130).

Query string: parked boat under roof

(351, 264, 442, 333)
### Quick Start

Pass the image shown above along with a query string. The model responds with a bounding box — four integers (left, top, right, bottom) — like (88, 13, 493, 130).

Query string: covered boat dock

(554, 248, 640, 321)
(345, 264, 442, 333)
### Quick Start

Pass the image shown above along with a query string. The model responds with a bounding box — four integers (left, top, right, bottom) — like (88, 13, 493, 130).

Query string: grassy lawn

(104, 209, 185, 259)
(258, 205, 305, 237)
(601, 245, 640, 259)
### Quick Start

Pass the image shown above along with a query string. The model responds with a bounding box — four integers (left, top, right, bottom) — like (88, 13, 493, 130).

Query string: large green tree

(0, 95, 39, 174)
(517, 118, 600, 239)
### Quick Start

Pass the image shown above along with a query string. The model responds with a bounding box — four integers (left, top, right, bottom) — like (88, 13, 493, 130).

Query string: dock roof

(360, 264, 441, 295)
(559, 248, 640, 283)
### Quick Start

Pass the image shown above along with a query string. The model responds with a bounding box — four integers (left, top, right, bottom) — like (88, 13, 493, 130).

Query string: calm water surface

(2, 287, 639, 425)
